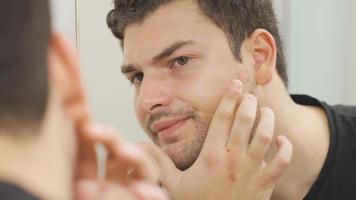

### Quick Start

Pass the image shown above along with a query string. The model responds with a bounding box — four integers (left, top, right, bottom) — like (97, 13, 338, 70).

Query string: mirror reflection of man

(0, 1, 167, 199)
(107, 0, 356, 199)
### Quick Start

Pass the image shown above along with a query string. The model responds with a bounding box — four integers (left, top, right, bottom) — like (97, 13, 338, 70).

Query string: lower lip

(158, 118, 189, 140)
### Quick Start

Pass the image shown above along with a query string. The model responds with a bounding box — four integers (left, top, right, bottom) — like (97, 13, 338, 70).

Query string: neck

(257, 77, 330, 200)
(0, 104, 76, 199)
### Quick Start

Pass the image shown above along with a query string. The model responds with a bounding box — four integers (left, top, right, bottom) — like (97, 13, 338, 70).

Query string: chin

(158, 116, 209, 170)
(162, 139, 203, 171)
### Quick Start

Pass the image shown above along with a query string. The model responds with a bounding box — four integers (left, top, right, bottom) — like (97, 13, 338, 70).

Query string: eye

(130, 72, 144, 85)
(171, 56, 192, 68)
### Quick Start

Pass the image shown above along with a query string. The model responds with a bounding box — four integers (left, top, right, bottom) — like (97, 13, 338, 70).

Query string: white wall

(285, 0, 356, 104)
(50, 0, 77, 43)
(78, 0, 356, 142)
(77, 0, 147, 142)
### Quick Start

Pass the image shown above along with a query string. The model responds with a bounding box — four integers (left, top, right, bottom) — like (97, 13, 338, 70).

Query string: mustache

(147, 107, 197, 133)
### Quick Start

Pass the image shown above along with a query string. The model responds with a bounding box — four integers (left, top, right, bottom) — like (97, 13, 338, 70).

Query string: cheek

(174, 67, 238, 117)
(195, 82, 229, 118)
(133, 95, 145, 129)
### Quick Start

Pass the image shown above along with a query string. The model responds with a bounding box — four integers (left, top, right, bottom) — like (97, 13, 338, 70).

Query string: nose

(137, 77, 172, 114)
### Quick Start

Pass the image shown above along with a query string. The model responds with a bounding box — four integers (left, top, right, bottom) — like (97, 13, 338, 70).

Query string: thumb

(136, 142, 181, 191)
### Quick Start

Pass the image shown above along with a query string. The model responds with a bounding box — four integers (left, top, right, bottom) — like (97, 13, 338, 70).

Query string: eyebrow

(152, 40, 195, 64)
(121, 40, 195, 74)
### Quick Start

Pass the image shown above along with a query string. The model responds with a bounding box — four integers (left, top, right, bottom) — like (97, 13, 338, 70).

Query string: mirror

(76, 0, 356, 142)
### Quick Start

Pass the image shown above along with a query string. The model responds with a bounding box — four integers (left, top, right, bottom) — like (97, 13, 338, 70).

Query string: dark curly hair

(107, 0, 288, 85)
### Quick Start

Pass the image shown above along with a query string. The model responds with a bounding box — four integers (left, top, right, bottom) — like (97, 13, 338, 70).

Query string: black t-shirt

(0, 182, 39, 200)
(291, 95, 356, 200)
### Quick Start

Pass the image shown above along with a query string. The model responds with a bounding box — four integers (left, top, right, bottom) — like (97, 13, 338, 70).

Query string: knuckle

(248, 150, 261, 160)
(244, 93, 257, 103)
(217, 108, 233, 120)
(226, 88, 239, 101)
(237, 112, 255, 124)
(277, 156, 290, 168)
(202, 153, 220, 169)
(258, 133, 272, 146)
(268, 171, 282, 183)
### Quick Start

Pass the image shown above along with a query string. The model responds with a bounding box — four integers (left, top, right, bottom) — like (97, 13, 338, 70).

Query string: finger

(131, 182, 169, 200)
(115, 143, 159, 184)
(83, 124, 130, 183)
(138, 142, 180, 192)
(101, 183, 136, 200)
(83, 124, 123, 156)
(247, 107, 275, 162)
(75, 123, 99, 180)
(86, 125, 159, 184)
(226, 93, 258, 151)
(204, 80, 243, 150)
(264, 135, 293, 184)
(52, 33, 90, 123)
(74, 180, 101, 200)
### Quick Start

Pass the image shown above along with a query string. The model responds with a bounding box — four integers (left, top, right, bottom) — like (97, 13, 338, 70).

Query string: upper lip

(151, 116, 191, 133)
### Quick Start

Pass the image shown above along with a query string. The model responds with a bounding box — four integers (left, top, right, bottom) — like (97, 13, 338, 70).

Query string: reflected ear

(48, 33, 91, 125)
(249, 29, 277, 85)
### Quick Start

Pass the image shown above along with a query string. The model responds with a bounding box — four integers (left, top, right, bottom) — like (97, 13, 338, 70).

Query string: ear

(48, 33, 91, 126)
(249, 29, 277, 85)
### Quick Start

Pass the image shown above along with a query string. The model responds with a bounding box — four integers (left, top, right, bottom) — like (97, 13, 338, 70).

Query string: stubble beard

(163, 115, 210, 171)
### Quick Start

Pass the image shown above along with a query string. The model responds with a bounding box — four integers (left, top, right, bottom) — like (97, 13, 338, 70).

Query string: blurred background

(275, 0, 356, 105)
(52, 0, 356, 142)
(50, 0, 77, 43)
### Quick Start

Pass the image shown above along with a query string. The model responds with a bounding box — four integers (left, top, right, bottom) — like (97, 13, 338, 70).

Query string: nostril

(139, 87, 172, 113)
(151, 104, 162, 111)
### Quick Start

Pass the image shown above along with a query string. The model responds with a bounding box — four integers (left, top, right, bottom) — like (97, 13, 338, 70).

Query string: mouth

(151, 116, 191, 140)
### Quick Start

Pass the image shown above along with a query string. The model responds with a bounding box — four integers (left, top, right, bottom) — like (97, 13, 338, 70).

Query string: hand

(74, 123, 168, 200)
(140, 80, 293, 200)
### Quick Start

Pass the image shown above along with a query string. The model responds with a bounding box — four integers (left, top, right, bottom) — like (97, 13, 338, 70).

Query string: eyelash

(128, 56, 192, 85)
(169, 56, 192, 68)
(129, 72, 143, 85)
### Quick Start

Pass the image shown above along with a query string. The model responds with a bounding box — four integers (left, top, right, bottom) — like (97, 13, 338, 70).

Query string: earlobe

(250, 29, 277, 86)
(48, 33, 91, 125)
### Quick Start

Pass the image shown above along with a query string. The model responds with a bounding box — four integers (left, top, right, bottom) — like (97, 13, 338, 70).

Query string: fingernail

(261, 107, 273, 116)
(231, 79, 243, 90)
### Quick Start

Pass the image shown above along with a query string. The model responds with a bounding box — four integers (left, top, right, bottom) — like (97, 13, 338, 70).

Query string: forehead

(122, 0, 226, 64)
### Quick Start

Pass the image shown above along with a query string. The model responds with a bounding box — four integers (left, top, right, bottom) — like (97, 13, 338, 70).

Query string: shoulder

(0, 182, 39, 200)
(325, 104, 356, 127)
(329, 104, 356, 118)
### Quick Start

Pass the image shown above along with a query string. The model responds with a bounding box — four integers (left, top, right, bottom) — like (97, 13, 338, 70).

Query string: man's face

(122, 0, 253, 170)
